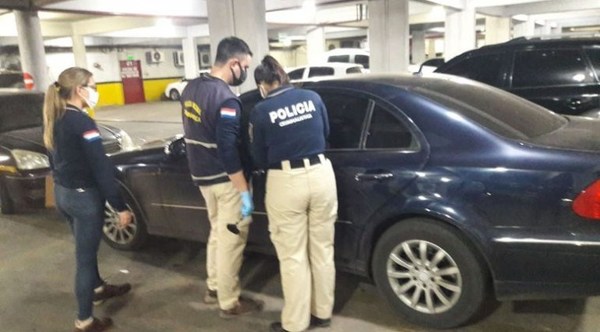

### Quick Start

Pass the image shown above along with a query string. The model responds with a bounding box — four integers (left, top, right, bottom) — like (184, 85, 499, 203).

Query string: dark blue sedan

(104, 74, 600, 329)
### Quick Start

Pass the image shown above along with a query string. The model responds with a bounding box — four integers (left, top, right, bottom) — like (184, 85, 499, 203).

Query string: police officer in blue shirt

(250, 56, 338, 332)
(181, 36, 263, 317)
(43, 67, 132, 332)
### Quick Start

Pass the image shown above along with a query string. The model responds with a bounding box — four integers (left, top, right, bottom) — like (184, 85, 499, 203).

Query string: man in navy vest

(181, 36, 262, 318)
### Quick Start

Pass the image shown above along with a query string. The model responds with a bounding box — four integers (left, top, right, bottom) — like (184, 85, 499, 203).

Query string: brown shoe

(219, 297, 264, 319)
(73, 317, 113, 332)
(203, 289, 218, 304)
(93, 283, 131, 305)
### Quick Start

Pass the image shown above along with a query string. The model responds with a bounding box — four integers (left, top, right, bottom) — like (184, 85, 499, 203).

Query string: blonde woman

(44, 67, 133, 332)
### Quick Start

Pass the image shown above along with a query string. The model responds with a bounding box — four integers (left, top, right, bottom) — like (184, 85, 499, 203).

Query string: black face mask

(230, 62, 247, 86)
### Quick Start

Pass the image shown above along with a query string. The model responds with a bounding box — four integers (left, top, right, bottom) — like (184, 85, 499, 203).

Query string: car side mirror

(164, 137, 186, 160)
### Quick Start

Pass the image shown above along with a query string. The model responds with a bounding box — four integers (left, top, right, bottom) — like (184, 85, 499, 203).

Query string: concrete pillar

(72, 33, 88, 69)
(513, 18, 535, 38)
(426, 38, 437, 59)
(540, 24, 552, 35)
(368, 0, 410, 73)
(412, 30, 426, 65)
(485, 16, 511, 45)
(182, 37, 200, 79)
(206, 0, 269, 93)
(14, 10, 49, 91)
(551, 24, 562, 35)
(306, 27, 325, 65)
(444, 0, 476, 61)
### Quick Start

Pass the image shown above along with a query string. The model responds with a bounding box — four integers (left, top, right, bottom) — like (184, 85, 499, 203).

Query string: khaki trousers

(199, 181, 249, 310)
(266, 156, 338, 332)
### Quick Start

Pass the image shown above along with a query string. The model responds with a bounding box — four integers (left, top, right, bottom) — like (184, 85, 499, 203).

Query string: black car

(104, 74, 600, 329)
(435, 37, 600, 117)
(0, 90, 134, 214)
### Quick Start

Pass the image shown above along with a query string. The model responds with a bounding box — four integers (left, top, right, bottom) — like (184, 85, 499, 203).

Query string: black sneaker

(269, 322, 290, 332)
(310, 315, 331, 328)
(93, 283, 131, 305)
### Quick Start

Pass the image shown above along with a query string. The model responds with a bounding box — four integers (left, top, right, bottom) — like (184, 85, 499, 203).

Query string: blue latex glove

(240, 191, 254, 218)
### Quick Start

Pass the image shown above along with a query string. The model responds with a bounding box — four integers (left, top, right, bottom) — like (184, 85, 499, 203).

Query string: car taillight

(573, 180, 600, 220)
(23, 72, 34, 90)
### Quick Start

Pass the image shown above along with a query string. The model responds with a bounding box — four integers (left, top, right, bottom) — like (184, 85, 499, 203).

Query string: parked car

(435, 37, 600, 117)
(164, 70, 210, 100)
(104, 73, 600, 328)
(286, 63, 365, 82)
(0, 70, 34, 90)
(324, 48, 370, 69)
(0, 90, 135, 214)
(408, 58, 445, 74)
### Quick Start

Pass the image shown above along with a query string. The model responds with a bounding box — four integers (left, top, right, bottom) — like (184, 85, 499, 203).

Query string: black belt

(269, 154, 322, 170)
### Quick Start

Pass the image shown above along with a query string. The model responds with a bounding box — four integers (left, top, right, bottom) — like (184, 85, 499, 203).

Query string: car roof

(472, 36, 600, 52)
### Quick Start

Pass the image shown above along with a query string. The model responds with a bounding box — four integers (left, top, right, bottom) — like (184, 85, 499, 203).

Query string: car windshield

(413, 76, 567, 139)
(0, 92, 44, 133)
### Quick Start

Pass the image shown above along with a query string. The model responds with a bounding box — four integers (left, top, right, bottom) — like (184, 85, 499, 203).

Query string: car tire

(169, 89, 180, 101)
(372, 218, 490, 329)
(0, 178, 16, 215)
(102, 190, 148, 250)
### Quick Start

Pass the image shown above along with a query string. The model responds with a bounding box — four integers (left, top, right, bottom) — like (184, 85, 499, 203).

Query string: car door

(310, 87, 429, 265)
(154, 138, 210, 241)
(508, 48, 600, 116)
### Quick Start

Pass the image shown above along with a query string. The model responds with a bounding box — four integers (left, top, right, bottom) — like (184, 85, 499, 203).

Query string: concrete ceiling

(0, 0, 598, 48)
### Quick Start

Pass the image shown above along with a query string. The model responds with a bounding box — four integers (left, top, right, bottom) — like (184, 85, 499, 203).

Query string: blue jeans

(55, 183, 105, 320)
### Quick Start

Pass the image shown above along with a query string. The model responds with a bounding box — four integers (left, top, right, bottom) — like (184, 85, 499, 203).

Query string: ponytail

(254, 55, 290, 86)
(43, 67, 92, 150)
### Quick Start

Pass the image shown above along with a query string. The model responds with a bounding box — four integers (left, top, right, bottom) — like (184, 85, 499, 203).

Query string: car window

(512, 49, 595, 88)
(355, 55, 370, 69)
(0, 92, 44, 133)
(440, 53, 504, 86)
(0, 72, 24, 88)
(328, 55, 350, 63)
(318, 91, 369, 149)
(346, 67, 363, 74)
(366, 104, 415, 149)
(308, 67, 335, 78)
(413, 78, 567, 139)
(287, 68, 305, 80)
(584, 47, 600, 79)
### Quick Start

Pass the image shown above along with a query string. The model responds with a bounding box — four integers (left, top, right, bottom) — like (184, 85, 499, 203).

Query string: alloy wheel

(387, 239, 462, 314)
(103, 203, 138, 245)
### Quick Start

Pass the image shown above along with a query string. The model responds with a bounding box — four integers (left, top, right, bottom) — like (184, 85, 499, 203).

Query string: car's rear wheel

(372, 218, 490, 329)
(0, 178, 16, 215)
(169, 89, 180, 100)
(102, 193, 148, 250)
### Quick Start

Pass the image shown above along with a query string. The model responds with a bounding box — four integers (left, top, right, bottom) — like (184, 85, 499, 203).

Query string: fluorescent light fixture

(512, 14, 528, 22)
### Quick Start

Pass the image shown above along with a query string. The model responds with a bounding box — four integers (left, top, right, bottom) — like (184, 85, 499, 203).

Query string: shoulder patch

(82, 129, 101, 142)
(220, 107, 237, 118)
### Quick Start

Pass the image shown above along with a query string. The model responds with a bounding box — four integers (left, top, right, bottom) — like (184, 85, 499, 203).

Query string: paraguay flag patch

(220, 107, 237, 118)
(83, 129, 101, 142)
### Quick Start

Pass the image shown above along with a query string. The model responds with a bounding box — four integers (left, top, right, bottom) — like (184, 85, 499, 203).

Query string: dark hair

(214, 37, 253, 65)
(254, 55, 290, 85)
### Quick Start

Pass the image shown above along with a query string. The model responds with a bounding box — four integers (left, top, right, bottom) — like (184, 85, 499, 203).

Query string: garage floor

(1, 101, 599, 332)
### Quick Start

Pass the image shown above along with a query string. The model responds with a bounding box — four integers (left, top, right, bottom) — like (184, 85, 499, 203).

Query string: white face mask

(82, 87, 99, 109)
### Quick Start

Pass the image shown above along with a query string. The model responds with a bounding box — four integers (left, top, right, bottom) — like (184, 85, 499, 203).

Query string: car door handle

(355, 172, 394, 181)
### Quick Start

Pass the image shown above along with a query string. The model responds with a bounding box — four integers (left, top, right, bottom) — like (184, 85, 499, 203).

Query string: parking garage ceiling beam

(71, 16, 157, 35)
(412, 0, 465, 11)
(479, 0, 600, 17)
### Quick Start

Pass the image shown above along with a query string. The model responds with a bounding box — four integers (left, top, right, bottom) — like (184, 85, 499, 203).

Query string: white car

(164, 70, 209, 100)
(408, 58, 445, 74)
(286, 63, 365, 82)
(323, 48, 370, 69)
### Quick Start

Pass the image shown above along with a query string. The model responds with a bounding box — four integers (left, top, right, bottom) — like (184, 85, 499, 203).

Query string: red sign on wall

(119, 60, 145, 104)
